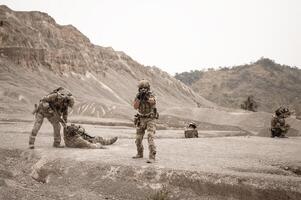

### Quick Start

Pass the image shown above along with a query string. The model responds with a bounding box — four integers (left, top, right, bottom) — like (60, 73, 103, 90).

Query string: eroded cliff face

(0, 5, 215, 119)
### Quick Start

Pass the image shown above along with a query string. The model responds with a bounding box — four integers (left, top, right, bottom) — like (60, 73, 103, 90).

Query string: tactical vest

(271, 115, 285, 128)
(138, 101, 155, 115)
(138, 92, 156, 116)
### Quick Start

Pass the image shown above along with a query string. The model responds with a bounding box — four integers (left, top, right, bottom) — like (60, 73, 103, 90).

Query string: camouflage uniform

(64, 124, 118, 149)
(271, 107, 290, 138)
(29, 88, 74, 148)
(133, 80, 158, 163)
(184, 123, 198, 138)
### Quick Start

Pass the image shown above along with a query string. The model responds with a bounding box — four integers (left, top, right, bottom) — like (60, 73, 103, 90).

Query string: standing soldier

(133, 80, 159, 163)
(29, 87, 74, 149)
(271, 107, 291, 138)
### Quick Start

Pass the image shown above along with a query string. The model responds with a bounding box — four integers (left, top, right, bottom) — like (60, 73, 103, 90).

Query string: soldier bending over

(29, 87, 74, 149)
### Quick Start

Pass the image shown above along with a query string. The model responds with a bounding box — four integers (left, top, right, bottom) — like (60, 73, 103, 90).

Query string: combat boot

(146, 152, 156, 163)
(53, 143, 65, 148)
(29, 136, 35, 149)
(132, 154, 143, 159)
(132, 151, 143, 159)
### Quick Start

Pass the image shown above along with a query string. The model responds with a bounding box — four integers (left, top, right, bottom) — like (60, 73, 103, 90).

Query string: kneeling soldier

(184, 122, 199, 138)
(271, 107, 290, 138)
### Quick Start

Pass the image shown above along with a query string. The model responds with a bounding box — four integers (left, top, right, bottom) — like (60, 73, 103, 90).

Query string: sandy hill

(175, 58, 301, 112)
(1, 5, 301, 135)
(0, 5, 214, 121)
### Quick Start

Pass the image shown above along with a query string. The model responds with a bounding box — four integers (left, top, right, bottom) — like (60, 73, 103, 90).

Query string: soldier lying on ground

(271, 107, 291, 138)
(64, 124, 118, 149)
(184, 122, 198, 138)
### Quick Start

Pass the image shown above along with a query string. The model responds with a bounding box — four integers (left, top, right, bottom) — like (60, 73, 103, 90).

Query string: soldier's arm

(133, 98, 140, 110)
(41, 93, 58, 102)
(147, 94, 156, 105)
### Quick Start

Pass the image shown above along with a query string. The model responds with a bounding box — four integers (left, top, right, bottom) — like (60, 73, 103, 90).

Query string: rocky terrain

(1, 5, 301, 200)
(1, 121, 301, 200)
(0, 5, 215, 122)
(175, 58, 301, 113)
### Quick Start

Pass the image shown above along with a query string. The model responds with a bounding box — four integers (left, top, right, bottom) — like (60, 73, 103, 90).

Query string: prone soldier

(64, 124, 118, 149)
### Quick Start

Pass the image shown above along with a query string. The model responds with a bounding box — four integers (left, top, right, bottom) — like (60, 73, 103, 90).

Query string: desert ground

(0, 118, 300, 200)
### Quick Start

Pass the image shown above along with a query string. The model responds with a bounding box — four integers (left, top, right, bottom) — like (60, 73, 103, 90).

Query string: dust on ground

(0, 120, 301, 200)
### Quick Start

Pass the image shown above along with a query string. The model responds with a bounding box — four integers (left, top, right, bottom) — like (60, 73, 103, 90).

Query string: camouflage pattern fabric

(29, 91, 72, 148)
(270, 115, 290, 137)
(138, 92, 156, 115)
(135, 117, 156, 159)
(63, 124, 117, 149)
(184, 129, 198, 138)
(133, 81, 158, 162)
(64, 135, 103, 149)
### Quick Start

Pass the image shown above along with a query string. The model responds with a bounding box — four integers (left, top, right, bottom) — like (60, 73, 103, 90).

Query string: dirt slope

(1, 121, 301, 200)
(175, 58, 301, 112)
(0, 5, 214, 121)
(1, 5, 301, 135)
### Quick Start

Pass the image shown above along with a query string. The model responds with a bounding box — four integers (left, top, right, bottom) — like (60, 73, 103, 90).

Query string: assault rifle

(136, 91, 151, 102)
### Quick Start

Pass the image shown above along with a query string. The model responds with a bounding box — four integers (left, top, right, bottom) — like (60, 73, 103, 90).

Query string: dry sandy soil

(0, 119, 301, 200)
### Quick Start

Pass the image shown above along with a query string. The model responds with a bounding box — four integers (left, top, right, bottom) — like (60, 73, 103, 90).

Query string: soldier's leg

(280, 126, 289, 138)
(29, 113, 44, 149)
(146, 120, 156, 163)
(66, 137, 105, 149)
(270, 129, 275, 138)
(47, 116, 62, 147)
(94, 136, 118, 145)
(133, 127, 145, 158)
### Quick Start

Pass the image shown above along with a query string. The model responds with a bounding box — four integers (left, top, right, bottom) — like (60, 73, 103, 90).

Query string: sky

(1, 0, 300, 74)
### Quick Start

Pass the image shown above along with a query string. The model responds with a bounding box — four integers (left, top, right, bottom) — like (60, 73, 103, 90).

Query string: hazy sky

(1, 0, 300, 74)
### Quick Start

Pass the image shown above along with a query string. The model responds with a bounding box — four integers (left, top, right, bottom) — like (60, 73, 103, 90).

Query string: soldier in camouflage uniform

(29, 87, 74, 149)
(271, 107, 291, 138)
(133, 80, 158, 163)
(184, 122, 199, 138)
(64, 124, 118, 149)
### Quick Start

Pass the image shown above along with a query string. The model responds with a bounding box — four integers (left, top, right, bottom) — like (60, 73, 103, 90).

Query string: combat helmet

(138, 79, 150, 89)
(275, 106, 290, 117)
(188, 122, 197, 129)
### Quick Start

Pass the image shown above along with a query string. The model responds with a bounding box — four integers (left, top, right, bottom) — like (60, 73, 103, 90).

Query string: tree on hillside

(241, 95, 258, 112)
